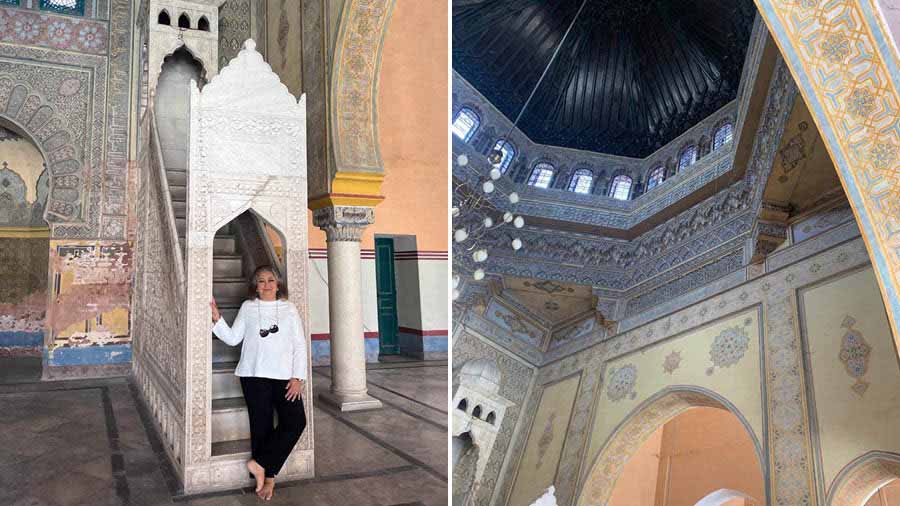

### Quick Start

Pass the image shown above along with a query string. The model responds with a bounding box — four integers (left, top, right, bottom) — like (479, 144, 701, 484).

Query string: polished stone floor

(0, 360, 448, 505)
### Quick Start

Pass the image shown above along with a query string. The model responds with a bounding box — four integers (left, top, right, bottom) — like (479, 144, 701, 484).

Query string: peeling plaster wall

(45, 240, 132, 370)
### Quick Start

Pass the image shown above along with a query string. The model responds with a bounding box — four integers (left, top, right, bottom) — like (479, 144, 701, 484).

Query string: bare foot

(247, 459, 265, 493)
(259, 478, 275, 500)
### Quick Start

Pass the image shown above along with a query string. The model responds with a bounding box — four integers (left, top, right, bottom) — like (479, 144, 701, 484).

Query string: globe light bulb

(454, 228, 468, 242)
(457, 154, 468, 166)
(512, 238, 522, 250)
(452, 288, 460, 300)
(473, 249, 488, 262)
(453, 275, 460, 289)
(482, 181, 495, 194)
(509, 192, 519, 204)
(503, 212, 513, 223)
(473, 268, 485, 281)
(483, 216, 493, 228)
(513, 216, 525, 228)
(489, 168, 501, 180)
(451, 206, 460, 217)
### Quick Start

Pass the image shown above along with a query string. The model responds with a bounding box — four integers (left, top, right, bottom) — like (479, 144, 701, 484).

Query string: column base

(318, 390, 383, 412)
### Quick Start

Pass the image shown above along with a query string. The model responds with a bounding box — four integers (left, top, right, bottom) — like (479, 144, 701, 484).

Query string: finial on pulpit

(243, 39, 256, 51)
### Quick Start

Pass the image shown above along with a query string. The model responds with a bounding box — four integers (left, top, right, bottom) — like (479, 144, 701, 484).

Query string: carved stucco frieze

(312, 205, 375, 242)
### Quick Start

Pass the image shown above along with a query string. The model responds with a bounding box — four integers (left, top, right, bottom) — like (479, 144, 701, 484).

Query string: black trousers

(240, 376, 307, 478)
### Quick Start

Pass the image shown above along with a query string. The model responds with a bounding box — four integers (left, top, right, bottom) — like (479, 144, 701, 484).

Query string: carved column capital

(313, 206, 375, 242)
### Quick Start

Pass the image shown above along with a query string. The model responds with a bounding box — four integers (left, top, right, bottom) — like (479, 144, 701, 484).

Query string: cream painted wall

(587, 309, 764, 466)
(0, 133, 45, 203)
(509, 373, 582, 506)
(799, 266, 900, 488)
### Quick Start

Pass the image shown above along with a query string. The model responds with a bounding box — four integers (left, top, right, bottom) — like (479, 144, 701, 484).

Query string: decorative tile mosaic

(0, 7, 106, 55)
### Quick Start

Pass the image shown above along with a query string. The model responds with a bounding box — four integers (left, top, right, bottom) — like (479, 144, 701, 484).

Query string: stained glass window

(713, 123, 734, 151)
(452, 108, 480, 142)
(609, 175, 632, 200)
(678, 145, 698, 171)
(39, 0, 84, 15)
(647, 166, 665, 190)
(568, 169, 593, 194)
(527, 163, 555, 189)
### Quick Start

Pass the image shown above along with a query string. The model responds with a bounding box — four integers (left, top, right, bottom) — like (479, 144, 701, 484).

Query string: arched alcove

(197, 16, 210, 32)
(177, 13, 190, 29)
(457, 398, 468, 412)
(154, 46, 205, 176)
(578, 387, 766, 506)
(158, 10, 170, 25)
(0, 118, 50, 382)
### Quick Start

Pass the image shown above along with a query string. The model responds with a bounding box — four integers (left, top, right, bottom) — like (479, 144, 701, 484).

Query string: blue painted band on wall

(46, 344, 132, 366)
(0, 331, 43, 347)
(422, 335, 448, 352)
(311, 338, 381, 367)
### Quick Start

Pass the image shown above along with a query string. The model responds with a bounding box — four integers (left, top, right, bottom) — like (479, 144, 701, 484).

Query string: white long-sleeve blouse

(212, 299, 308, 381)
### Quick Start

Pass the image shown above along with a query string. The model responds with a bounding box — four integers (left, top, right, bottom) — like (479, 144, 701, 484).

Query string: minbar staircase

(158, 118, 259, 459)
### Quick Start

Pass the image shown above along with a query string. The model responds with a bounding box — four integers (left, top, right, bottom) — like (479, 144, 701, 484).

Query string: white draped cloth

(212, 299, 308, 381)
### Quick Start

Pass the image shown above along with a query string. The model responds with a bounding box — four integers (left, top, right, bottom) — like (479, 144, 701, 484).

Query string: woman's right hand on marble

(210, 299, 221, 323)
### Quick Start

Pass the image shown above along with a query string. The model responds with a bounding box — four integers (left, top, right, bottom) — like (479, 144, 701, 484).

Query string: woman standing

(210, 265, 307, 501)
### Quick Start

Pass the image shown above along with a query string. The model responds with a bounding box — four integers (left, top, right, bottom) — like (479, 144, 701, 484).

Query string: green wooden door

(375, 238, 399, 355)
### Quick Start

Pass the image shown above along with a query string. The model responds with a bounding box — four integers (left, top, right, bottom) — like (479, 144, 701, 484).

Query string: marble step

(171, 200, 185, 217)
(211, 438, 251, 457)
(213, 255, 242, 278)
(211, 397, 251, 443)
(213, 278, 247, 300)
(166, 169, 186, 187)
(214, 236, 236, 255)
(175, 217, 185, 236)
(212, 362, 242, 400)
(212, 336, 242, 363)
(169, 184, 186, 201)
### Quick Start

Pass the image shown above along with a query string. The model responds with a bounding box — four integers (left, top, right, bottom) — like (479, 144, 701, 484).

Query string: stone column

(313, 206, 382, 411)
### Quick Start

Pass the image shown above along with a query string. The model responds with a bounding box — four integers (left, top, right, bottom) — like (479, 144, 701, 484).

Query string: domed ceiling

(452, 0, 756, 158)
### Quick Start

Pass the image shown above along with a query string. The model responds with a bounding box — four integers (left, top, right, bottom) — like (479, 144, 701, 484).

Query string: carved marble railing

(131, 107, 187, 477)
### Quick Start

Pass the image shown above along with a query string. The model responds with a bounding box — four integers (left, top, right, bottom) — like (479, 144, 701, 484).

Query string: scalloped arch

(0, 76, 84, 226)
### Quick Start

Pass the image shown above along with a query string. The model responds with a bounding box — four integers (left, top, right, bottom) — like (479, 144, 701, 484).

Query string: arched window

(609, 175, 632, 200)
(491, 139, 516, 174)
(567, 169, 593, 194)
(527, 163, 555, 189)
(198, 16, 210, 31)
(485, 411, 496, 425)
(452, 107, 480, 142)
(158, 9, 171, 25)
(178, 13, 190, 29)
(678, 145, 698, 171)
(713, 123, 734, 151)
(472, 405, 482, 418)
(457, 398, 468, 412)
(647, 166, 665, 190)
